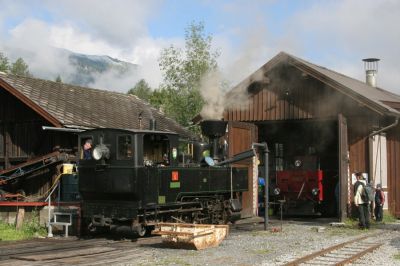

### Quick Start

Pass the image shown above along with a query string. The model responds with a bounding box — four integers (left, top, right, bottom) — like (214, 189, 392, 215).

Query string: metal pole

(47, 196, 53, 237)
(252, 142, 269, 231)
(57, 181, 61, 211)
(230, 166, 233, 199)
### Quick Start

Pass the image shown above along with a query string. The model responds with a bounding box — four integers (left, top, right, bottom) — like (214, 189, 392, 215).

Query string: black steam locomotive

(78, 120, 249, 236)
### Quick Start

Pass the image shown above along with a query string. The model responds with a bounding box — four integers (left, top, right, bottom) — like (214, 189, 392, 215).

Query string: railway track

(0, 220, 261, 265)
(284, 233, 382, 266)
(0, 236, 160, 265)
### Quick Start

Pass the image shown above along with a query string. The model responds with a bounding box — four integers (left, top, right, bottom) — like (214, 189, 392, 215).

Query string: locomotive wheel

(136, 225, 153, 237)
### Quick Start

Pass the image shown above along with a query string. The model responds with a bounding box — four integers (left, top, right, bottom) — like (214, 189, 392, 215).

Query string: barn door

(338, 114, 349, 222)
(227, 121, 257, 217)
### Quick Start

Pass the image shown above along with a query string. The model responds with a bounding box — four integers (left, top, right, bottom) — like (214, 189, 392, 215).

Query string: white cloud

(0, 1, 168, 91)
(44, 0, 161, 48)
(129, 36, 184, 88)
(209, 0, 400, 94)
(1, 0, 399, 95)
(286, 0, 400, 92)
(49, 24, 121, 57)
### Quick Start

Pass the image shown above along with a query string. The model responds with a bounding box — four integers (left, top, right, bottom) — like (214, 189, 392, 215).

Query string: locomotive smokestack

(200, 120, 228, 160)
(362, 58, 380, 87)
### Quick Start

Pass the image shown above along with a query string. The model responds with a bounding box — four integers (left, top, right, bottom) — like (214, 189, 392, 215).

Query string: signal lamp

(273, 187, 280, 195)
(294, 159, 302, 168)
(92, 144, 110, 160)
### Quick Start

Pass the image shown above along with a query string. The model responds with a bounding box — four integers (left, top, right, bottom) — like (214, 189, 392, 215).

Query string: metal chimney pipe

(150, 119, 156, 130)
(362, 58, 380, 87)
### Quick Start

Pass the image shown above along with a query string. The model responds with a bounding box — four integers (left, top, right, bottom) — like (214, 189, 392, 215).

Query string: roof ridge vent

(362, 58, 380, 87)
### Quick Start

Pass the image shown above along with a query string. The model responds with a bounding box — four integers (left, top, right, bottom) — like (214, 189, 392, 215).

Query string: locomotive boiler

(78, 120, 250, 236)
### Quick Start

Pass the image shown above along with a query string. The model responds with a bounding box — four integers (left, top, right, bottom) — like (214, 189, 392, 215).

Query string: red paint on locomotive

(276, 170, 323, 202)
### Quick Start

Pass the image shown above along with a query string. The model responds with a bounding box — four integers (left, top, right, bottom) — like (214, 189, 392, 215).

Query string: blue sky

(0, 0, 399, 93)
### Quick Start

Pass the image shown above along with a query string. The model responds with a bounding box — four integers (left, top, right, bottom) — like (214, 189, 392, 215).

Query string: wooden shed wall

(0, 88, 76, 170)
(224, 76, 376, 123)
(0, 89, 45, 168)
(224, 75, 378, 177)
(387, 124, 400, 217)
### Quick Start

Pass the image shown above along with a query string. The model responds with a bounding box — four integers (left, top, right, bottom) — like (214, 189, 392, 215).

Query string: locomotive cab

(78, 128, 179, 167)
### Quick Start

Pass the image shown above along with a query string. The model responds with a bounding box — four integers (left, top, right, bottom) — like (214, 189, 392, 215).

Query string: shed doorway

(258, 119, 339, 218)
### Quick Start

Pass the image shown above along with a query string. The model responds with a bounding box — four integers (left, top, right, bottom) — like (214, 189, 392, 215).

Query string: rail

(284, 233, 382, 265)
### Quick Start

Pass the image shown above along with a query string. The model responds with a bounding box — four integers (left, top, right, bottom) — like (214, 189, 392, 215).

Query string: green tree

(148, 88, 169, 111)
(158, 21, 220, 127)
(127, 79, 152, 102)
(10, 58, 31, 77)
(0, 52, 9, 72)
(55, 75, 62, 83)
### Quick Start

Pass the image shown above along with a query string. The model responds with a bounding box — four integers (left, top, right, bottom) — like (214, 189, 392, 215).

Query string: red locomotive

(271, 155, 335, 216)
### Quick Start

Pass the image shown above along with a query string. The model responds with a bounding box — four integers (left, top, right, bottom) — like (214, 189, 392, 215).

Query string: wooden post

(16, 207, 25, 230)
(4, 123, 11, 169)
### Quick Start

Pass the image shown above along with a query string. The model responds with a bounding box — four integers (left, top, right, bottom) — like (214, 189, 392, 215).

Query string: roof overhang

(288, 59, 400, 117)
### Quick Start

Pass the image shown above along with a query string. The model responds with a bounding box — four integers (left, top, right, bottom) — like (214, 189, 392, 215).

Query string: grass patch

(326, 226, 362, 236)
(343, 217, 359, 228)
(251, 230, 270, 237)
(382, 211, 398, 223)
(393, 253, 400, 260)
(0, 210, 47, 241)
(156, 257, 191, 266)
(251, 249, 271, 255)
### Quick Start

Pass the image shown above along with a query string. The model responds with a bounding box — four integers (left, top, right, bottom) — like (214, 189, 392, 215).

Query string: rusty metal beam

(0, 201, 81, 207)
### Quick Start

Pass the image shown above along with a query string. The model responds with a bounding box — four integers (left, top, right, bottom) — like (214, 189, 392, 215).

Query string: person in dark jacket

(354, 172, 369, 229)
(374, 183, 385, 222)
(83, 139, 93, 160)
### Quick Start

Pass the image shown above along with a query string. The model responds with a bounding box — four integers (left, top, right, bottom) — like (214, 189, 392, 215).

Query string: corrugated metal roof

(228, 52, 400, 116)
(0, 73, 195, 139)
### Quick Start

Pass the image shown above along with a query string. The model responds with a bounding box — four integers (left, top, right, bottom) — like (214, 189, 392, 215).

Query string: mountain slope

(66, 51, 138, 87)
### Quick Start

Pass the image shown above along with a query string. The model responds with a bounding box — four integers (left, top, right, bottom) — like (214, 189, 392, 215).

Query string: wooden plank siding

(0, 88, 76, 169)
(348, 136, 368, 174)
(225, 85, 333, 121)
(387, 124, 400, 217)
(227, 121, 257, 217)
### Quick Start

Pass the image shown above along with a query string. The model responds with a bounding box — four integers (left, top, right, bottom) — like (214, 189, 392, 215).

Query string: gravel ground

(125, 218, 400, 266)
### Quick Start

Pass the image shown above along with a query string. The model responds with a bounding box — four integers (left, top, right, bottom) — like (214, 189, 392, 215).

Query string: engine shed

(223, 52, 400, 220)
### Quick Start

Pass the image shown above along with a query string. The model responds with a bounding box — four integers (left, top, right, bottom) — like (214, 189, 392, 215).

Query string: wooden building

(0, 72, 193, 196)
(223, 52, 400, 219)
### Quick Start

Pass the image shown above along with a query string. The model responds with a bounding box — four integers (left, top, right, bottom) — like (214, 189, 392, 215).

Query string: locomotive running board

(152, 223, 229, 250)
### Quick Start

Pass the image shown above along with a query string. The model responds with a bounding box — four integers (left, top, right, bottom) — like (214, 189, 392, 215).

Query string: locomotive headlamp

(92, 144, 110, 160)
(312, 188, 319, 196)
(273, 187, 280, 195)
(294, 159, 302, 168)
